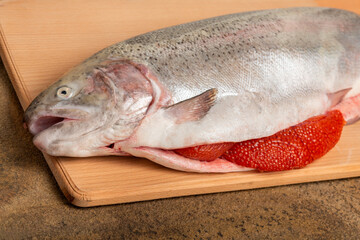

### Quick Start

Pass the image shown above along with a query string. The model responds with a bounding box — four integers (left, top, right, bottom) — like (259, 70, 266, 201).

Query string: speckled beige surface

(0, 59, 359, 239)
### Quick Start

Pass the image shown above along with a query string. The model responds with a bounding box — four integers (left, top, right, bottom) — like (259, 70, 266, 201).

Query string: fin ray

(164, 88, 218, 124)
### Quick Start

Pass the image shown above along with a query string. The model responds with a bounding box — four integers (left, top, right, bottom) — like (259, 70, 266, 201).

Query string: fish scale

(125, 7, 360, 150)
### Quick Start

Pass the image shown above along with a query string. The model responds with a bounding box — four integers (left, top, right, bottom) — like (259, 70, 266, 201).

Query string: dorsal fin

(164, 88, 218, 124)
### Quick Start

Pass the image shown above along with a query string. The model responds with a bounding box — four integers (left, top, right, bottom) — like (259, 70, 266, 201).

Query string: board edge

(44, 155, 360, 207)
(0, 22, 31, 109)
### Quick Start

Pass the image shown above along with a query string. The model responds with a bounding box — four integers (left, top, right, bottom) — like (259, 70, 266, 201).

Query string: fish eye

(56, 86, 73, 99)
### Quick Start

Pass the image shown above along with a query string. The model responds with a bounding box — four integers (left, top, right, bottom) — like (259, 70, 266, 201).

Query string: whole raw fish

(24, 7, 360, 172)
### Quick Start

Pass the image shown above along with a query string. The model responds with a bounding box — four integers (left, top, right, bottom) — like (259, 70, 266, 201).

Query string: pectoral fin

(328, 88, 352, 107)
(164, 88, 218, 124)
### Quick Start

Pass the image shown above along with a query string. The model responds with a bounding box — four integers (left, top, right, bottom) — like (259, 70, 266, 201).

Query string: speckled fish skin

(24, 7, 360, 171)
(111, 7, 360, 102)
(118, 7, 360, 149)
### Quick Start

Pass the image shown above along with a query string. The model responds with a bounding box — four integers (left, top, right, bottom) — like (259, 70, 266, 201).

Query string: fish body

(24, 7, 360, 172)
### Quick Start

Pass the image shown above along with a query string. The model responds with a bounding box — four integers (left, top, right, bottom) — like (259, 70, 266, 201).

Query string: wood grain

(0, 0, 359, 207)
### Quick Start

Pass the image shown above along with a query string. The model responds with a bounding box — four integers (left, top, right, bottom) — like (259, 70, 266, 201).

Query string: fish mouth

(26, 115, 76, 136)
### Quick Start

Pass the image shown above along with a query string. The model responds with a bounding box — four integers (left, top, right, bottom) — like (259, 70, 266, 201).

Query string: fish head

(24, 61, 153, 157)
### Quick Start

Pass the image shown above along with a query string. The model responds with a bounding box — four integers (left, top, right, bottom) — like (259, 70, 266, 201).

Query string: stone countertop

(0, 60, 359, 239)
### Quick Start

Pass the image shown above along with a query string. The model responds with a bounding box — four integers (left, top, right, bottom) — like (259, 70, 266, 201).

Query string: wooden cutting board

(1, 0, 359, 207)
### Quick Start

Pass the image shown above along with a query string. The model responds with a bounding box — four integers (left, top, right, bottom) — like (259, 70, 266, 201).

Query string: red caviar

(174, 142, 234, 161)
